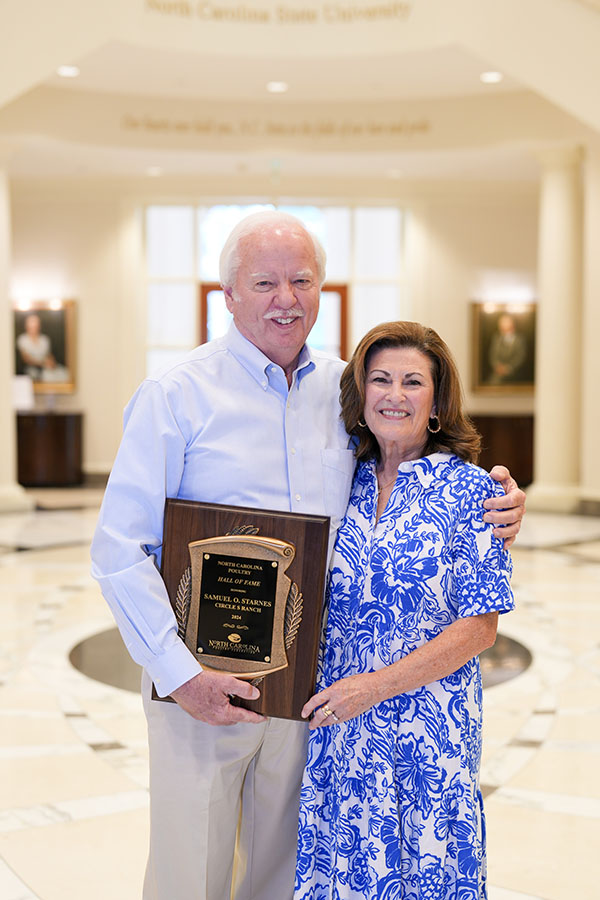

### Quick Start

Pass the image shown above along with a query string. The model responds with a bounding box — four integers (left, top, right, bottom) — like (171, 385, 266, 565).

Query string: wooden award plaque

(156, 498, 330, 721)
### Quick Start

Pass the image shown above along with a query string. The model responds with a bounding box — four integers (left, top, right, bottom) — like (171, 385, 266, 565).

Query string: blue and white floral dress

(295, 453, 514, 900)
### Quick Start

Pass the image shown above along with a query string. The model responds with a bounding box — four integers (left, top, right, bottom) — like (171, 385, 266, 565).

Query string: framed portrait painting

(13, 300, 77, 394)
(471, 302, 536, 394)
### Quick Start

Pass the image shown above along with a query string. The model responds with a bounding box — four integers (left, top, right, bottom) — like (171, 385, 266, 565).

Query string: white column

(580, 142, 600, 514)
(527, 146, 583, 512)
(0, 161, 34, 512)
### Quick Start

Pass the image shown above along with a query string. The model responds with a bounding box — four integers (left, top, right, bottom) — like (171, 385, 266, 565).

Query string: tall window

(145, 203, 404, 377)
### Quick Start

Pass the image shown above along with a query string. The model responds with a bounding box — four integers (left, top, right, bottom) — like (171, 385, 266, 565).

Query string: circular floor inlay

(70, 628, 532, 693)
(480, 633, 533, 688)
(70, 628, 143, 693)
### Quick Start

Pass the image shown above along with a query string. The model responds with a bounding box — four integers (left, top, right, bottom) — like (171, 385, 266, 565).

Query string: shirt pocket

(320, 448, 356, 525)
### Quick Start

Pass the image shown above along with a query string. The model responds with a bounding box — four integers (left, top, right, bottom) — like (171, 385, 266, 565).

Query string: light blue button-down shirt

(91, 324, 355, 696)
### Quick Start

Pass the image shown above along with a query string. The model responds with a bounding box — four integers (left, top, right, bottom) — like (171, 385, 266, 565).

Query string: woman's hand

(301, 671, 384, 730)
(302, 612, 499, 729)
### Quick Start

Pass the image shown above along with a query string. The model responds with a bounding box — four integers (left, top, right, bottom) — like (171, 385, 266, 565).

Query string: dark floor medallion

(70, 628, 143, 693)
(480, 633, 533, 688)
(70, 628, 532, 693)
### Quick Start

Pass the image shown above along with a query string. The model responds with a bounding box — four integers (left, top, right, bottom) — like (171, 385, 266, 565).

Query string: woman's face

(363, 345, 436, 461)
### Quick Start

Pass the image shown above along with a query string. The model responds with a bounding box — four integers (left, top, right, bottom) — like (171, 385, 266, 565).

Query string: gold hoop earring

(427, 415, 441, 434)
(357, 419, 367, 429)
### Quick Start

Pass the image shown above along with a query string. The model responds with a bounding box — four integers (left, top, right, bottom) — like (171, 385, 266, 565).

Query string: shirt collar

(224, 322, 315, 388)
(368, 452, 457, 489)
(409, 452, 456, 488)
(294, 344, 315, 383)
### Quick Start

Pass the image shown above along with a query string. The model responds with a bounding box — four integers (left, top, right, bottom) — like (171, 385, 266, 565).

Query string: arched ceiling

(1, 0, 599, 182)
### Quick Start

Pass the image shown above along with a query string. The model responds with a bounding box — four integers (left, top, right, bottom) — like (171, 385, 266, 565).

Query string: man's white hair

(219, 210, 327, 290)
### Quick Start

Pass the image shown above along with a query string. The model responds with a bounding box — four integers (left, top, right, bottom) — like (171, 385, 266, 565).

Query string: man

(487, 312, 528, 385)
(91, 211, 524, 900)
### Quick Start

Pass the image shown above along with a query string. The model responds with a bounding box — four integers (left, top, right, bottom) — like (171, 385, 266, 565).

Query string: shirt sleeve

(449, 469, 514, 618)
(90, 379, 202, 696)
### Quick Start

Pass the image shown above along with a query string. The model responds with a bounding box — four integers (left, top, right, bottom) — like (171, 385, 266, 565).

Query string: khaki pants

(142, 672, 309, 900)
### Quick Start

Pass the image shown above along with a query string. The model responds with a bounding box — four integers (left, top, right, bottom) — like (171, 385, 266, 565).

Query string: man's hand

(485, 465, 526, 549)
(171, 670, 266, 725)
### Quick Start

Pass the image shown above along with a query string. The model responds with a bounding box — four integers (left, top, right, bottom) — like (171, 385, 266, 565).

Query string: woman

(16, 313, 55, 378)
(295, 322, 514, 900)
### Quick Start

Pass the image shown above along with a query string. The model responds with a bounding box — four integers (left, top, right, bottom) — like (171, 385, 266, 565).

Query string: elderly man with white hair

(91, 211, 525, 900)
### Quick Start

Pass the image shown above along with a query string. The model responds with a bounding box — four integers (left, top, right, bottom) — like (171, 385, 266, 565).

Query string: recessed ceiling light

(145, 167, 163, 177)
(57, 65, 80, 78)
(480, 71, 503, 84)
(266, 81, 289, 94)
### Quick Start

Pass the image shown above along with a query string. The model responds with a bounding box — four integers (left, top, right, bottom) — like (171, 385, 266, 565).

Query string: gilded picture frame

(13, 299, 77, 394)
(471, 302, 536, 394)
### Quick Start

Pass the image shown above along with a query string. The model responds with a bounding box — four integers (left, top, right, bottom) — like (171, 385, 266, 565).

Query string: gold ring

(321, 705, 333, 718)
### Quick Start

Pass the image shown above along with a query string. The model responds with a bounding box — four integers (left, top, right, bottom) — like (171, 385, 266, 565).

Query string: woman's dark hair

(340, 321, 481, 464)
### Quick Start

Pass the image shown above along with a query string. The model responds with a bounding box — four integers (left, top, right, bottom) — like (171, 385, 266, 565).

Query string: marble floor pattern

(0, 489, 599, 899)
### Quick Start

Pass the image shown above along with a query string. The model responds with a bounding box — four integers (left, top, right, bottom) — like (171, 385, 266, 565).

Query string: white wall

(10, 180, 143, 473)
(9, 176, 539, 475)
(405, 188, 538, 415)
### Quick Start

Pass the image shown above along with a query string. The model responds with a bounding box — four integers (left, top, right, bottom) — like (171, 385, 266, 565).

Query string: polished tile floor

(1, 489, 599, 899)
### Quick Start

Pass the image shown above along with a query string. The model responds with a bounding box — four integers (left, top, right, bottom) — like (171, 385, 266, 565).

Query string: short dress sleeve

(448, 465, 514, 619)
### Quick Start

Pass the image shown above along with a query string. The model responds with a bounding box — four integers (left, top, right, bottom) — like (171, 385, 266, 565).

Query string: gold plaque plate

(175, 534, 302, 679)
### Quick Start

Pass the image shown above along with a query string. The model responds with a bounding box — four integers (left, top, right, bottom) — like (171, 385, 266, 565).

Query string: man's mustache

(263, 308, 305, 320)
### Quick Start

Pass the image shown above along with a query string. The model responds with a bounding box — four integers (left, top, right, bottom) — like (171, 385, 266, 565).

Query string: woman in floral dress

(295, 322, 514, 900)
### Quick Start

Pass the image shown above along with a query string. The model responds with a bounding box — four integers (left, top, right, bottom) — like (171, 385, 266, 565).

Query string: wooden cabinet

(470, 414, 534, 487)
(17, 412, 83, 487)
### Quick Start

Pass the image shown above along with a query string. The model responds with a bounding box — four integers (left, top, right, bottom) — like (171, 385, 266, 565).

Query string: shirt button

(290, 448, 296, 455)
(262, 381, 267, 389)
(295, 493, 301, 501)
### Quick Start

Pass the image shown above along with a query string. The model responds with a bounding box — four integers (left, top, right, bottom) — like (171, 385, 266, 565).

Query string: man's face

(225, 226, 320, 376)
(498, 314, 515, 336)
